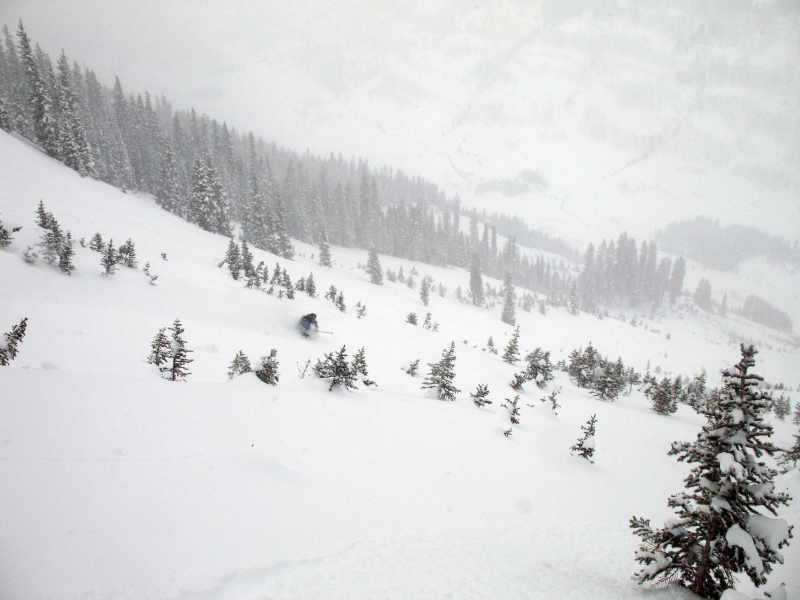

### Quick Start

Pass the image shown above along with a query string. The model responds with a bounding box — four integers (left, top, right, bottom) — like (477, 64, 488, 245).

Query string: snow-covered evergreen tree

(0, 317, 27, 366)
(305, 272, 316, 297)
(501, 272, 516, 325)
(315, 346, 357, 391)
(502, 326, 521, 364)
(228, 350, 252, 378)
(512, 348, 554, 391)
(422, 342, 459, 401)
(406, 312, 417, 325)
(155, 137, 183, 215)
(631, 345, 792, 599)
(55, 50, 94, 177)
(471, 383, 491, 407)
(779, 431, 800, 472)
(366, 246, 382, 285)
(240, 239, 255, 280)
(469, 253, 484, 306)
(405, 359, 420, 377)
(571, 414, 597, 462)
(187, 156, 231, 236)
(17, 21, 57, 158)
(255, 349, 279, 385)
(162, 318, 192, 381)
(335, 291, 346, 312)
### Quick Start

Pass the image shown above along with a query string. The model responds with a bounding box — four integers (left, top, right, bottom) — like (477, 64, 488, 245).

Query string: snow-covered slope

(1, 131, 798, 599)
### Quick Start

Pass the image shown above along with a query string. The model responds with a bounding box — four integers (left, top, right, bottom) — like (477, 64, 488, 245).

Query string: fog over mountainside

(2, 0, 798, 246)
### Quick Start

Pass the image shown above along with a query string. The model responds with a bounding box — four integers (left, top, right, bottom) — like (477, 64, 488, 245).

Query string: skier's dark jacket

(299, 313, 318, 335)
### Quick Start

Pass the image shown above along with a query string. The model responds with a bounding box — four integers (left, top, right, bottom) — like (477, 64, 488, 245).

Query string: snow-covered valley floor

(1, 131, 798, 599)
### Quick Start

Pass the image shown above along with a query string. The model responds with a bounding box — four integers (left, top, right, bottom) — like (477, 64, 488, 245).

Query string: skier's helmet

(310, 313, 316, 320)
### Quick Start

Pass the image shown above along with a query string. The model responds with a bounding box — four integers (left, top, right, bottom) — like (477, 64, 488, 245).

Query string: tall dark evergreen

(188, 156, 231, 236)
(55, 50, 94, 176)
(631, 345, 792, 599)
(468, 253, 484, 306)
(318, 226, 332, 267)
(501, 272, 516, 325)
(366, 245, 382, 285)
(17, 21, 57, 157)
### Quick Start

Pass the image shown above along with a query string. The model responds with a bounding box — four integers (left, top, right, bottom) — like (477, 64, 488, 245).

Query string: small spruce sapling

(504, 428, 513, 437)
(471, 383, 491, 407)
(228, 350, 252, 378)
(571, 414, 597, 463)
(356, 302, 366, 319)
(502, 395, 521, 424)
(541, 388, 561, 413)
(146, 327, 171, 367)
(772, 394, 791, 420)
(306, 272, 316, 297)
(89, 232, 104, 252)
(405, 359, 420, 376)
(406, 312, 418, 325)
(101, 239, 118, 277)
(420, 276, 430, 306)
(502, 326, 521, 363)
(335, 291, 346, 312)
(0, 213, 22, 248)
(351, 347, 375, 386)
(0, 317, 28, 366)
(485, 336, 498, 354)
(325, 285, 337, 302)
(143, 262, 158, 285)
(162, 319, 193, 381)
(314, 345, 358, 391)
(422, 312, 432, 330)
(792, 401, 800, 426)
(421, 342, 459, 401)
(255, 349, 279, 385)
(117, 238, 138, 268)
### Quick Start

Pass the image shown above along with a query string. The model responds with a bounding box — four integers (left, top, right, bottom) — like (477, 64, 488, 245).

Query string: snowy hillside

(1, 131, 798, 599)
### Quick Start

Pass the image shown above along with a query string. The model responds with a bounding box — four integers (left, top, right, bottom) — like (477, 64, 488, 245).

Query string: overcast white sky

(2, 1, 799, 244)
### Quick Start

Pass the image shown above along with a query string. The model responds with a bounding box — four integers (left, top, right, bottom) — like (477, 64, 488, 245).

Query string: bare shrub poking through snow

(630, 345, 792, 599)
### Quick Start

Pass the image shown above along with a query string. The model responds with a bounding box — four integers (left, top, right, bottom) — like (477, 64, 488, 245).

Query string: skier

(298, 313, 319, 338)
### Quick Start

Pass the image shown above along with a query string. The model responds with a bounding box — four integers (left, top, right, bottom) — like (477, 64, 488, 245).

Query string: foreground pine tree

(0, 317, 28, 366)
(631, 345, 792, 599)
(255, 349, 279, 385)
(422, 342, 459, 401)
(571, 414, 597, 463)
(351, 347, 376, 386)
(220, 239, 241, 279)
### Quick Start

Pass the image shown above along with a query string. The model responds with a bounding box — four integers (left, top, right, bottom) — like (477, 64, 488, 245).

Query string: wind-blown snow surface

(0, 131, 798, 599)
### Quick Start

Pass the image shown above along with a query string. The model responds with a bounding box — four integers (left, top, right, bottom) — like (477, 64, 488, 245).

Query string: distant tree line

(1, 20, 687, 312)
(656, 216, 800, 271)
